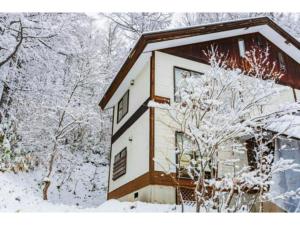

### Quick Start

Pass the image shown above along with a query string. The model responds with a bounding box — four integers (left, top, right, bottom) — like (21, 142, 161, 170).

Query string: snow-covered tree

(0, 13, 69, 172)
(0, 13, 115, 205)
(175, 13, 300, 40)
(149, 46, 300, 212)
(102, 13, 173, 42)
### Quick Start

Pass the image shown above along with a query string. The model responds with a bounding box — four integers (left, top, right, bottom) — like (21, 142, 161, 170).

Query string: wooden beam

(106, 106, 114, 200)
(111, 98, 150, 144)
(149, 52, 155, 174)
(99, 17, 300, 109)
(108, 172, 151, 200)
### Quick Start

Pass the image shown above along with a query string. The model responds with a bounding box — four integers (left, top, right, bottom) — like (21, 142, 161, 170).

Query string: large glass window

(174, 67, 203, 102)
(117, 90, 129, 123)
(271, 137, 300, 212)
(175, 132, 212, 179)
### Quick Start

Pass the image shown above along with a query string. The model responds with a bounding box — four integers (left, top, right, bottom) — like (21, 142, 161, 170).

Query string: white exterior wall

(118, 185, 176, 204)
(108, 50, 298, 204)
(108, 60, 150, 193)
(113, 62, 150, 134)
(109, 111, 150, 192)
(155, 51, 211, 100)
(154, 52, 211, 172)
(153, 51, 297, 175)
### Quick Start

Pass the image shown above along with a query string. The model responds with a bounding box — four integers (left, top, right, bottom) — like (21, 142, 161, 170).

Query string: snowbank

(0, 172, 193, 212)
(0, 172, 78, 212)
(267, 115, 300, 139)
(90, 200, 192, 212)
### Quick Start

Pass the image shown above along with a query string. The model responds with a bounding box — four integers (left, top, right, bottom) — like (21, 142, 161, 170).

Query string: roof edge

(99, 16, 300, 110)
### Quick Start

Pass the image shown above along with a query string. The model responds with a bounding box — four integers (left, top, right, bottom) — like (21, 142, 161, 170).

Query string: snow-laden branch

(149, 46, 300, 212)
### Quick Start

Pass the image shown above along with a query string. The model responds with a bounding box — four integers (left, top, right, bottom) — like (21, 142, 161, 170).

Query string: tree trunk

(43, 180, 51, 200)
(42, 143, 57, 200)
(225, 185, 235, 210)
(177, 187, 185, 213)
(196, 177, 205, 212)
(259, 188, 264, 212)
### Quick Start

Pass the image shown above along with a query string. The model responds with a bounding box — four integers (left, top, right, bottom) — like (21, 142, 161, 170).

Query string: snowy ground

(0, 162, 109, 207)
(0, 171, 194, 212)
(0, 168, 108, 212)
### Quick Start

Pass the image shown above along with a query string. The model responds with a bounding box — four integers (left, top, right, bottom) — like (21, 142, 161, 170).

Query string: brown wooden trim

(293, 88, 298, 102)
(162, 32, 300, 90)
(99, 17, 300, 109)
(153, 95, 170, 104)
(99, 35, 147, 110)
(149, 52, 155, 174)
(107, 170, 259, 200)
(152, 171, 195, 188)
(108, 172, 151, 199)
(150, 52, 155, 99)
(111, 98, 150, 144)
(107, 171, 194, 200)
(106, 106, 114, 200)
(153, 171, 259, 194)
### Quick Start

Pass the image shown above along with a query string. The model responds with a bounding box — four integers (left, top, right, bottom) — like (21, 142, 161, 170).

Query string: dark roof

(99, 17, 300, 109)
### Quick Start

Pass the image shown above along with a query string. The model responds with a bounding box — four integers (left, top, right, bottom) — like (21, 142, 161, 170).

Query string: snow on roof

(267, 115, 300, 139)
(142, 16, 272, 35)
(99, 17, 300, 109)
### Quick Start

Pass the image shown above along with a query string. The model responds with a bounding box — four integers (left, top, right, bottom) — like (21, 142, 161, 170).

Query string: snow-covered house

(99, 17, 300, 211)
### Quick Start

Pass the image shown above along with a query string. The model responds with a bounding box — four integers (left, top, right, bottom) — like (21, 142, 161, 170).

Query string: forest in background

(1, 12, 300, 207)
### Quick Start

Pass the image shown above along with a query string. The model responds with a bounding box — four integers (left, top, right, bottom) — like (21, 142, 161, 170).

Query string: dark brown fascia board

(99, 35, 147, 110)
(99, 17, 300, 110)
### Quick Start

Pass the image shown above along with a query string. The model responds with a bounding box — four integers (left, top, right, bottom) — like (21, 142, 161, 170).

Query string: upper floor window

(255, 36, 264, 48)
(112, 147, 127, 180)
(238, 39, 246, 57)
(117, 90, 129, 123)
(174, 67, 203, 102)
(278, 52, 287, 72)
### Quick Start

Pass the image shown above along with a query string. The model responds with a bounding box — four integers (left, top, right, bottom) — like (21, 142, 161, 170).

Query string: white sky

(1, 0, 300, 12)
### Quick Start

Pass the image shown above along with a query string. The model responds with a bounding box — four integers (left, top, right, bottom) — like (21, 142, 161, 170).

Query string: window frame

(112, 147, 127, 181)
(278, 51, 287, 72)
(117, 90, 129, 123)
(175, 131, 205, 179)
(175, 131, 216, 180)
(238, 38, 246, 57)
(254, 35, 264, 48)
(173, 66, 203, 102)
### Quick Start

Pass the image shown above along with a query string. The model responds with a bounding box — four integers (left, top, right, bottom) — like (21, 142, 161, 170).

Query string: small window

(117, 90, 129, 123)
(112, 148, 127, 180)
(238, 39, 246, 57)
(174, 67, 203, 102)
(278, 52, 286, 72)
(255, 36, 264, 48)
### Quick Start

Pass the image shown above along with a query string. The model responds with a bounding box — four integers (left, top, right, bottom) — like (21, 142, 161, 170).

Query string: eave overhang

(99, 17, 300, 110)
